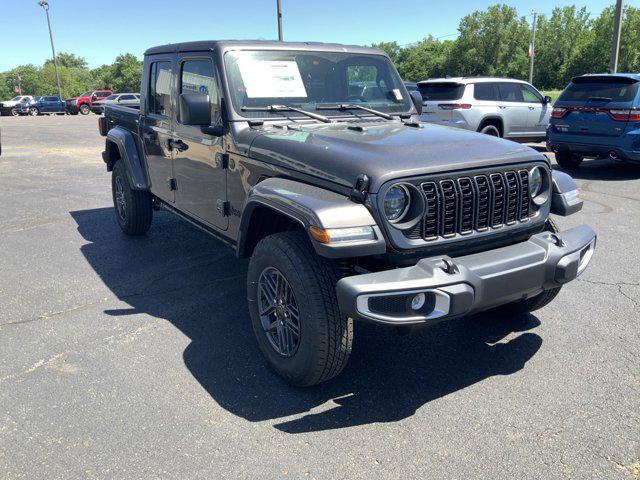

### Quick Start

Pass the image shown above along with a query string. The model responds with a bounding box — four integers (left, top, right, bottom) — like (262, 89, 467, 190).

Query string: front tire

(111, 160, 152, 235)
(10, 108, 19, 116)
(79, 104, 90, 115)
(555, 151, 583, 169)
(247, 231, 353, 386)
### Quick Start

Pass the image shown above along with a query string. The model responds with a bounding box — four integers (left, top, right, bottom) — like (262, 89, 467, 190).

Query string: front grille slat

(418, 167, 539, 242)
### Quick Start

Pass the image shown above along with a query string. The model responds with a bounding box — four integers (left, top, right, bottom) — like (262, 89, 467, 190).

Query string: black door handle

(167, 139, 189, 152)
(143, 131, 156, 141)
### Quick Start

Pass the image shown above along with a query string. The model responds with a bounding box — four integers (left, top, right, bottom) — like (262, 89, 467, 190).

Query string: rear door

(141, 56, 176, 203)
(497, 82, 529, 137)
(172, 53, 228, 231)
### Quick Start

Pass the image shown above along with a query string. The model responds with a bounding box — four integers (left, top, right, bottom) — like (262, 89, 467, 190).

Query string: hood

(248, 121, 547, 192)
(1, 100, 19, 107)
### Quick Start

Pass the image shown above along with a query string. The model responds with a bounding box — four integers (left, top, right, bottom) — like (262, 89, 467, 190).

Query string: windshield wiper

(241, 105, 331, 123)
(316, 103, 395, 120)
(587, 96, 612, 102)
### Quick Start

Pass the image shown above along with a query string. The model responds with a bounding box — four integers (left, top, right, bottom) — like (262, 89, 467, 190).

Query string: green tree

(447, 4, 530, 79)
(534, 7, 592, 89)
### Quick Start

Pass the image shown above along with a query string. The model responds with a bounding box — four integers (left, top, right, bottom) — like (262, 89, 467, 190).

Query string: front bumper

(337, 225, 596, 325)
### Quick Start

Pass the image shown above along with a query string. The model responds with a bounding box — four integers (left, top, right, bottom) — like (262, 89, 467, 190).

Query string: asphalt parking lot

(0, 114, 638, 479)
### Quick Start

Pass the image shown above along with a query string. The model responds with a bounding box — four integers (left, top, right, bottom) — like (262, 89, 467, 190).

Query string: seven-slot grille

(408, 168, 534, 241)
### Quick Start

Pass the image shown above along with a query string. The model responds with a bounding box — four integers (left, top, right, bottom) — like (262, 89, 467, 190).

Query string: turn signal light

(309, 226, 376, 244)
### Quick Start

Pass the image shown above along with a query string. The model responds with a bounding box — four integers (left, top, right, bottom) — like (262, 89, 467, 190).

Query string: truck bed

(104, 104, 140, 133)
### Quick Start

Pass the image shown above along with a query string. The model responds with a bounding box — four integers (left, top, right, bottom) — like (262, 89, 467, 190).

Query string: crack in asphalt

(577, 278, 640, 309)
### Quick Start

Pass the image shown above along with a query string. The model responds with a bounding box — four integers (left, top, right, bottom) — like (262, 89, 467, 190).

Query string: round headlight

(384, 184, 410, 222)
(529, 166, 543, 198)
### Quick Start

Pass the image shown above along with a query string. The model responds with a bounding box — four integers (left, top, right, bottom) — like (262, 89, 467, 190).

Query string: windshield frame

(222, 49, 414, 121)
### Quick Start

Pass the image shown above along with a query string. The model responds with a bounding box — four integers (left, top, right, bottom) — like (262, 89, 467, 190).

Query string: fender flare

(106, 127, 150, 190)
(551, 170, 583, 216)
(237, 178, 386, 259)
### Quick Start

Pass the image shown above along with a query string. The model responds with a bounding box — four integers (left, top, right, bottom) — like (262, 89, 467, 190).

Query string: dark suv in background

(548, 74, 640, 168)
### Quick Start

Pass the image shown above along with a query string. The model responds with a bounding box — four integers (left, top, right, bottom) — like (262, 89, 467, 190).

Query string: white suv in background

(416, 77, 552, 142)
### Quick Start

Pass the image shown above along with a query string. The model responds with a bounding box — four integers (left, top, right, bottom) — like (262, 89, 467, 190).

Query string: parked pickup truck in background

(547, 73, 640, 169)
(18, 96, 66, 116)
(91, 93, 140, 114)
(98, 40, 595, 386)
(416, 77, 552, 143)
(66, 89, 112, 115)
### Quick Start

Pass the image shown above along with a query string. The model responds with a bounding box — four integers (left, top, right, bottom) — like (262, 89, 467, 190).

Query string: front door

(141, 57, 176, 203)
(172, 54, 228, 231)
(520, 84, 551, 137)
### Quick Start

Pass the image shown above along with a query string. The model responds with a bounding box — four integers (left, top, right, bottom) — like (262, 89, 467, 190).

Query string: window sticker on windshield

(392, 89, 403, 101)
(238, 59, 307, 98)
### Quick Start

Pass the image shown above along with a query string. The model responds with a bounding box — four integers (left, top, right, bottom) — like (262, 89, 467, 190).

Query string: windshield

(105, 94, 119, 100)
(10, 96, 21, 101)
(80, 92, 91, 97)
(224, 50, 412, 119)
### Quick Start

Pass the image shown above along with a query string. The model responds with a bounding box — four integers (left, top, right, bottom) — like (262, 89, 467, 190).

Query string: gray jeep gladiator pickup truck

(98, 40, 595, 386)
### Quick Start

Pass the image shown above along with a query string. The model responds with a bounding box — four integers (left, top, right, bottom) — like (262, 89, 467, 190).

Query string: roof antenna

(276, 0, 283, 41)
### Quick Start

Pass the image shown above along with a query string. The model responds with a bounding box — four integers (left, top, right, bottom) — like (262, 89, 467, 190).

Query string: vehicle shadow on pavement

(552, 158, 640, 181)
(71, 207, 543, 433)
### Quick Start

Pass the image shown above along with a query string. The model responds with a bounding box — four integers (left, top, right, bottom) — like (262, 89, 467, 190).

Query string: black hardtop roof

(144, 40, 385, 56)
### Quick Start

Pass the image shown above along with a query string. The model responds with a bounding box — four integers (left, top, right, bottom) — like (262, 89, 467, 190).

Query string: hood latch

(349, 174, 370, 203)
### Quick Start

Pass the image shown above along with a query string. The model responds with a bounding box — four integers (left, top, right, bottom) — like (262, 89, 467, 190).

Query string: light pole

(609, 0, 624, 73)
(528, 10, 537, 84)
(37, 1, 63, 99)
(276, 0, 283, 41)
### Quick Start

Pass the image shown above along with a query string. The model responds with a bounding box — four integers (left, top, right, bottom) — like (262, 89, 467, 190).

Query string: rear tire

(555, 150, 583, 169)
(247, 231, 353, 386)
(111, 160, 152, 235)
(496, 218, 562, 315)
(79, 104, 90, 115)
(479, 124, 501, 137)
(29, 107, 39, 116)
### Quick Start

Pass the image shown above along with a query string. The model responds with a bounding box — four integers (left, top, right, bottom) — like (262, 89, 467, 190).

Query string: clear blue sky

(0, 0, 631, 71)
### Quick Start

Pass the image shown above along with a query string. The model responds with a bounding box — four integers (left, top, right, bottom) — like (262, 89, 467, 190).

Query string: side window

(498, 83, 524, 102)
(521, 84, 543, 103)
(474, 83, 500, 101)
(120, 94, 135, 100)
(180, 59, 219, 122)
(148, 61, 172, 116)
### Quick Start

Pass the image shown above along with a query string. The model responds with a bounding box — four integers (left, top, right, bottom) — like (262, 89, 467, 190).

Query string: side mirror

(179, 93, 211, 126)
(409, 90, 423, 115)
(179, 93, 223, 136)
(544, 95, 552, 104)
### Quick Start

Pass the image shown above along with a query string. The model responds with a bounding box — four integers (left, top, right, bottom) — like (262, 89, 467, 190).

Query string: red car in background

(65, 89, 113, 115)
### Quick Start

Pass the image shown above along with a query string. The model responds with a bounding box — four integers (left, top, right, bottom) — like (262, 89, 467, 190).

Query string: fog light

(410, 293, 426, 311)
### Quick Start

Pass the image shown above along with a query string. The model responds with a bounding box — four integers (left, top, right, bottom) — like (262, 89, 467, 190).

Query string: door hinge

(216, 152, 230, 169)
(217, 199, 230, 216)
(167, 178, 177, 191)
